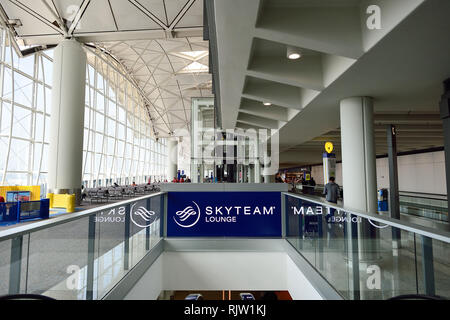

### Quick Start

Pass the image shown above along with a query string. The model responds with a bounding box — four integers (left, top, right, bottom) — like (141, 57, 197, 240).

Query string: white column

(168, 139, 178, 181)
(192, 163, 199, 183)
(263, 147, 274, 184)
(199, 164, 204, 183)
(48, 39, 86, 204)
(249, 165, 255, 183)
(255, 137, 261, 183)
(323, 153, 336, 183)
(264, 174, 275, 183)
(340, 97, 379, 261)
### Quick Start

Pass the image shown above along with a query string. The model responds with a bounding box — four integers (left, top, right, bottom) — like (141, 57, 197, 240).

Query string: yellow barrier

(47, 193, 76, 213)
(0, 186, 41, 201)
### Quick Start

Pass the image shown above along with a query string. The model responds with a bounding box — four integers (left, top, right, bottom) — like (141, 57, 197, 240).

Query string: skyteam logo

(130, 202, 156, 228)
(167, 192, 282, 237)
(174, 201, 201, 228)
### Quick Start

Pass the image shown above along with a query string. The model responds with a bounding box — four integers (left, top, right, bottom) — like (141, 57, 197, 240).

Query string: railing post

(9, 235, 23, 295)
(347, 213, 360, 300)
(298, 198, 303, 250)
(162, 193, 168, 238)
(16, 202, 21, 223)
(281, 193, 286, 238)
(421, 235, 435, 296)
(317, 206, 324, 270)
(146, 198, 151, 251)
(124, 203, 131, 271)
(86, 214, 96, 300)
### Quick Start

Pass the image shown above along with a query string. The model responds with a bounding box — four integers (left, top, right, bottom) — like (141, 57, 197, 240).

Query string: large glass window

(0, 29, 52, 187)
(0, 27, 168, 188)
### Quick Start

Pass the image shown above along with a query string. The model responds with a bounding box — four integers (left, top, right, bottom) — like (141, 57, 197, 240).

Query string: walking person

(309, 177, 316, 195)
(323, 177, 340, 222)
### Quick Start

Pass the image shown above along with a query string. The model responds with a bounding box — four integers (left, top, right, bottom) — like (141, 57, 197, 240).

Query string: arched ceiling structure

(0, 0, 212, 137)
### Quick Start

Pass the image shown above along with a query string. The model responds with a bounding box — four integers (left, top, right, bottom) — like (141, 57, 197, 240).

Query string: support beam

(20, 28, 204, 46)
(387, 125, 401, 245)
(67, 0, 91, 36)
(439, 79, 450, 224)
(240, 99, 290, 122)
(237, 113, 281, 129)
(374, 113, 442, 125)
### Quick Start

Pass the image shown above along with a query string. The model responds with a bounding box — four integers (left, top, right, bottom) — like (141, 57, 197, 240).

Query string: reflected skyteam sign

(167, 192, 282, 237)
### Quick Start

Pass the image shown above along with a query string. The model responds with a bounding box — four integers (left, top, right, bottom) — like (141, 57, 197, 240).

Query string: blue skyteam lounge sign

(167, 192, 282, 237)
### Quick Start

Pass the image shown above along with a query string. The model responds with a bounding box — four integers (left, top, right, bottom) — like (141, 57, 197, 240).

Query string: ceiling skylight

(171, 50, 209, 60)
(179, 61, 209, 74)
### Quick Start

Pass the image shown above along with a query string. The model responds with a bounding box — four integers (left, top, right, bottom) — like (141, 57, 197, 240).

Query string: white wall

(286, 257, 323, 300)
(125, 252, 323, 300)
(311, 162, 343, 186)
(376, 151, 447, 194)
(163, 252, 286, 291)
(310, 151, 447, 194)
(125, 255, 164, 300)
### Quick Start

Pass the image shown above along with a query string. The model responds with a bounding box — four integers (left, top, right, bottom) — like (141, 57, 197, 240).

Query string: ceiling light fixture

(287, 46, 302, 60)
(263, 102, 272, 106)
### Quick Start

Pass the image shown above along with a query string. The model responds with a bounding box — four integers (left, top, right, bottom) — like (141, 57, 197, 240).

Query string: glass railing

(0, 193, 164, 300)
(399, 191, 448, 222)
(284, 192, 450, 300)
(1, 188, 448, 301)
(290, 185, 449, 223)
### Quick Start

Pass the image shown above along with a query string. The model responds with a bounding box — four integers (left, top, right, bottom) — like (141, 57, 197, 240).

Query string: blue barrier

(0, 199, 50, 224)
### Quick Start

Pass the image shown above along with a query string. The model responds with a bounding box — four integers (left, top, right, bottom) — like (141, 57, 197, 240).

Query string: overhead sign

(167, 192, 282, 237)
(325, 142, 334, 154)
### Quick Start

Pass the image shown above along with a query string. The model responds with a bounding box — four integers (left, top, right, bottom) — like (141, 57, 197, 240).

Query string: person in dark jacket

(323, 177, 340, 222)
(308, 177, 316, 195)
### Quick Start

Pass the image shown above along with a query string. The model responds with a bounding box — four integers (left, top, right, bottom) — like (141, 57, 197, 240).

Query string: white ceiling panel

(137, 0, 168, 24)
(75, 0, 117, 33)
(174, 0, 202, 27)
(1, 0, 62, 35)
(108, 0, 163, 30)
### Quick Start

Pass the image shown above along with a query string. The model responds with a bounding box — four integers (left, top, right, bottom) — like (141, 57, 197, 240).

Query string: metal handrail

(2, 190, 448, 243)
(399, 191, 447, 201)
(0, 192, 166, 242)
(294, 184, 447, 200)
(283, 192, 450, 244)
(0, 294, 56, 300)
